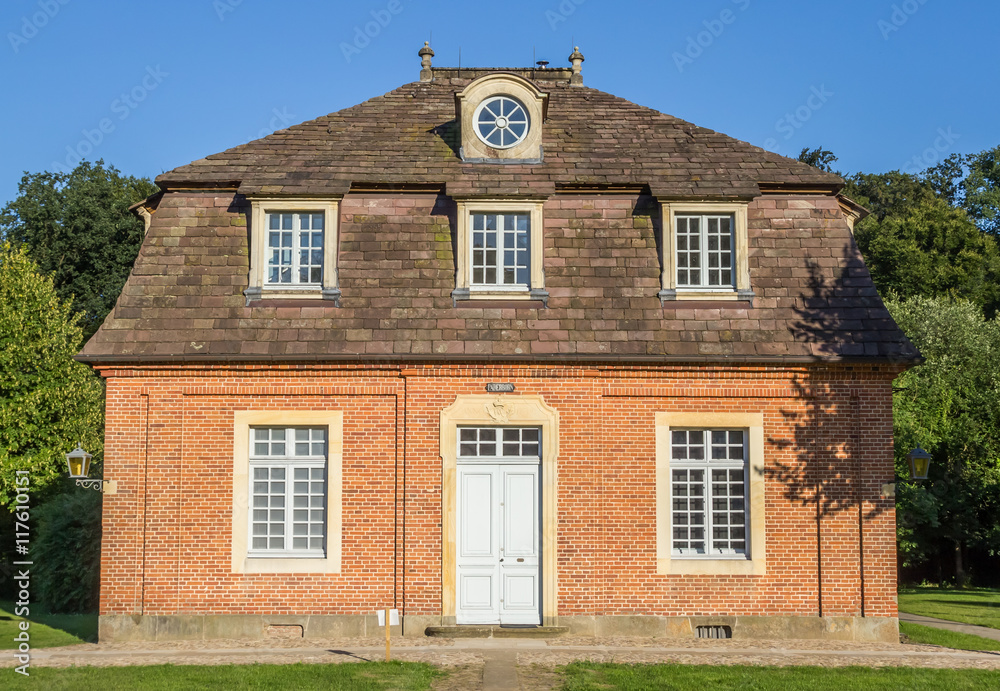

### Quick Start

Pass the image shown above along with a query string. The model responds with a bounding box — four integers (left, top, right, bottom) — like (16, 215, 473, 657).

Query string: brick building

(80, 47, 918, 642)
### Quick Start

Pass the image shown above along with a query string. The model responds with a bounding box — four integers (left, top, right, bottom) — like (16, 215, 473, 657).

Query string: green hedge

(34, 490, 102, 613)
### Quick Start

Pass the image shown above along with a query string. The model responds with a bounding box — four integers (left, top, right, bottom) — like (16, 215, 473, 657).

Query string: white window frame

(473, 95, 531, 150)
(655, 412, 766, 576)
(458, 426, 542, 461)
(263, 212, 326, 288)
(232, 411, 343, 574)
(452, 199, 547, 302)
(469, 212, 531, 290)
(659, 202, 753, 302)
(248, 426, 328, 559)
(668, 428, 749, 558)
(245, 198, 341, 305)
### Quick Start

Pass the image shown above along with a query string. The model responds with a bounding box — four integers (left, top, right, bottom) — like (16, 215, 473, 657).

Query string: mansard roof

(80, 68, 918, 364)
(156, 69, 842, 200)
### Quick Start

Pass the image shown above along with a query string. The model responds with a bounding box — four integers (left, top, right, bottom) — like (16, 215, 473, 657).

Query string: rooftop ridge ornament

(568, 46, 584, 86)
(419, 41, 434, 82)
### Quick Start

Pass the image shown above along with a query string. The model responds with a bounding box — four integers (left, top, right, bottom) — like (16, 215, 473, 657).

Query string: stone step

(425, 625, 569, 639)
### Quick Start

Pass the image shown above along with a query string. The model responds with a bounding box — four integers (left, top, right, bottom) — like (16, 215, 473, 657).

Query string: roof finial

(568, 46, 585, 86)
(419, 41, 434, 82)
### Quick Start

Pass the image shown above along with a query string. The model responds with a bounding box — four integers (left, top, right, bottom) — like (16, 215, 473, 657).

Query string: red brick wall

(98, 362, 898, 620)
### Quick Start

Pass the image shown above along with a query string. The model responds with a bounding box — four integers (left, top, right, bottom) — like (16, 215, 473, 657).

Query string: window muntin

(473, 96, 530, 149)
(675, 214, 734, 289)
(250, 427, 327, 557)
(459, 427, 540, 459)
(266, 212, 324, 285)
(670, 429, 747, 556)
(471, 213, 530, 288)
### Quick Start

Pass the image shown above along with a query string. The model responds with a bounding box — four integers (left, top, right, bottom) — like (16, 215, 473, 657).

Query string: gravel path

(4, 635, 1000, 674)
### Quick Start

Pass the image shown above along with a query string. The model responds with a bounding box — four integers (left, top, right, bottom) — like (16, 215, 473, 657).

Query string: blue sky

(2, 0, 997, 207)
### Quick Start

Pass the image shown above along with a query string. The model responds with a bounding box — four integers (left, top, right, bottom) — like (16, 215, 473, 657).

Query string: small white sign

(377, 609, 400, 626)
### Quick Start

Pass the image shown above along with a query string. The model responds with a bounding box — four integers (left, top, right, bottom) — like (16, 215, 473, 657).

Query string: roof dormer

(455, 73, 548, 163)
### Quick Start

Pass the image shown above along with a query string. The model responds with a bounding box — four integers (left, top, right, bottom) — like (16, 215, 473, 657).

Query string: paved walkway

(6, 635, 1000, 689)
(900, 611, 1000, 642)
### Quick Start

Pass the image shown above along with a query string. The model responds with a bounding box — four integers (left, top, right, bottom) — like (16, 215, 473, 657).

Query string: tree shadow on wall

(761, 244, 916, 614)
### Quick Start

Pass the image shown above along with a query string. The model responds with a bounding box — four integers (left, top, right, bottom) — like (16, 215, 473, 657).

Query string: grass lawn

(560, 662, 1000, 690)
(899, 587, 1000, 629)
(0, 600, 97, 649)
(900, 621, 1000, 652)
(9, 662, 439, 689)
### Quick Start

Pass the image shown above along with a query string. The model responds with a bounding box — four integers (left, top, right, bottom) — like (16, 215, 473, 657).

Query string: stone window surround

(658, 201, 753, 302)
(244, 198, 342, 306)
(232, 410, 343, 574)
(440, 394, 560, 626)
(451, 199, 548, 303)
(655, 412, 766, 576)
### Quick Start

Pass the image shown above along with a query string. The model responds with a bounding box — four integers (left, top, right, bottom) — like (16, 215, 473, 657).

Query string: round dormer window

(473, 96, 530, 149)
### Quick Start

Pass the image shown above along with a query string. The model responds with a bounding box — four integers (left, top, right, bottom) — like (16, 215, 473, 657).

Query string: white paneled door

(456, 454, 540, 625)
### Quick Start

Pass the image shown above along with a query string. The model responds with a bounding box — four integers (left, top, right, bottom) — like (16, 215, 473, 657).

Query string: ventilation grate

(696, 625, 732, 639)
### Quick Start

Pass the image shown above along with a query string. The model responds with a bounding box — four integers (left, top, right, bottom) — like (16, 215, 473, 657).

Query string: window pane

(249, 427, 326, 555)
(671, 428, 748, 556)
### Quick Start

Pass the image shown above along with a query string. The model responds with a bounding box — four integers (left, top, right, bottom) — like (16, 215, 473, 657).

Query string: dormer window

(659, 202, 754, 302)
(244, 198, 341, 305)
(452, 199, 547, 303)
(474, 96, 530, 149)
(455, 73, 547, 163)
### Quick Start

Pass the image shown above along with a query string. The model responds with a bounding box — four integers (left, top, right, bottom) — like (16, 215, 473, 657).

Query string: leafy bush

(34, 490, 102, 613)
(0, 243, 104, 511)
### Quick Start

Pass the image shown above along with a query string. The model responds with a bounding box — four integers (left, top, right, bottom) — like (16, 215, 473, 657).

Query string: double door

(456, 462, 540, 625)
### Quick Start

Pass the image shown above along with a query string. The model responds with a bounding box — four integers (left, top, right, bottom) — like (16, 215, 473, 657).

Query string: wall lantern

(881, 446, 933, 498)
(906, 446, 932, 481)
(65, 445, 117, 494)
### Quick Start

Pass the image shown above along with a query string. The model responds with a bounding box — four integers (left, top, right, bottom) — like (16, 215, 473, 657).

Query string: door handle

(499, 558, 504, 562)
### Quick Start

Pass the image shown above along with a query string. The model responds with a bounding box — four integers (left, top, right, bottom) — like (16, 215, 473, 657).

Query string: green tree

(853, 197, 1000, 316)
(0, 161, 157, 339)
(923, 153, 967, 206)
(962, 145, 1000, 234)
(842, 169, 937, 222)
(798, 146, 839, 173)
(0, 243, 104, 511)
(889, 296, 1000, 584)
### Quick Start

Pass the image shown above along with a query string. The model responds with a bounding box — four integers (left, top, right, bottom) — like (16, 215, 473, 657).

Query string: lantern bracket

(75, 478, 118, 494)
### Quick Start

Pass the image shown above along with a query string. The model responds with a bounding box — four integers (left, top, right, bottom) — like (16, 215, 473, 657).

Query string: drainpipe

(852, 390, 866, 617)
